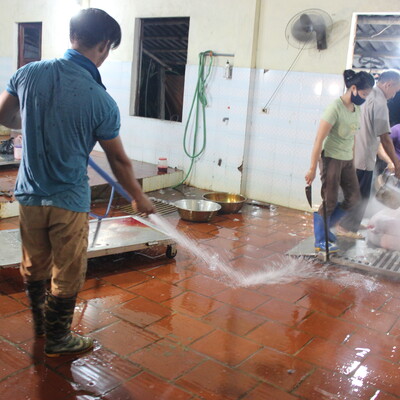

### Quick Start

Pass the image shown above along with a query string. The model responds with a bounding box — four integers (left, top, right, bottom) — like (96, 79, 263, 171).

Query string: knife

(305, 185, 312, 208)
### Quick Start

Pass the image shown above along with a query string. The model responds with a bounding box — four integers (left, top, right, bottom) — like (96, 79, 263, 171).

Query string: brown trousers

(318, 154, 360, 217)
(19, 205, 89, 297)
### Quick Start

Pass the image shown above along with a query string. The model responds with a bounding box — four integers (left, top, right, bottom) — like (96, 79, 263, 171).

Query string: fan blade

(310, 15, 327, 50)
(300, 14, 313, 32)
(291, 18, 314, 42)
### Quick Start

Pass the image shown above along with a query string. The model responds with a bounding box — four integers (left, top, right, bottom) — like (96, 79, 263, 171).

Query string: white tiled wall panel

(0, 56, 344, 210)
(243, 69, 343, 210)
(0, 57, 14, 92)
(99, 62, 344, 209)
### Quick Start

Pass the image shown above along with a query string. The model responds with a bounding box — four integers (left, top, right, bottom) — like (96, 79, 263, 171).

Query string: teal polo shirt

(6, 52, 120, 212)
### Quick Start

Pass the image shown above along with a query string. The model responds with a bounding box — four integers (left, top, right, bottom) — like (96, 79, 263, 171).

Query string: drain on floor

(117, 197, 177, 216)
(287, 236, 400, 280)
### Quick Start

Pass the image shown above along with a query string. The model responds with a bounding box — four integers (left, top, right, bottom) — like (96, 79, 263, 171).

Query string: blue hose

(88, 156, 132, 202)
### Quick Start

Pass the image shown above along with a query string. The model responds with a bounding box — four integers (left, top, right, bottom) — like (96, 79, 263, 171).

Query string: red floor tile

(296, 311, 358, 343)
(237, 221, 277, 235)
(340, 286, 392, 309)
(203, 236, 245, 252)
(298, 276, 348, 297)
(110, 296, 172, 327)
(103, 371, 192, 400)
(296, 337, 369, 375)
(91, 320, 159, 356)
(128, 338, 204, 380)
(78, 284, 137, 310)
(254, 298, 311, 326)
(141, 261, 196, 283)
(389, 318, 400, 336)
(162, 291, 223, 318)
(296, 291, 353, 317)
(380, 296, 400, 314)
(239, 347, 313, 391)
(176, 274, 228, 297)
(218, 218, 255, 230)
(56, 347, 141, 396)
(246, 320, 313, 354)
(128, 277, 184, 302)
(0, 364, 75, 400)
(356, 355, 400, 396)
(0, 276, 25, 297)
(0, 338, 33, 380)
(230, 244, 276, 259)
(340, 303, 399, 333)
(255, 282, 307, 303)
(147, 312, 214, 345)
(190, 328, 262, 366)
(213, 286, 270, 311)
(237, 232, 279, 247)
(345, 326, 400, 362)
(208, 226, 246, 241)
(176, 359, 258, 400)
(294, 367, 398, 400)
(98, 268, 151, 288)
(0, 310, 37, 343)
(242, 382, 300, 400)
(202, 304, 266, 336)
(1, 186, 399, 399)
(72, 300, 119, 334)
(0, 294, 27, 317)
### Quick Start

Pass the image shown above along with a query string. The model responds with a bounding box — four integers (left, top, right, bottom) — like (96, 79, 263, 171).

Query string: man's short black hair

(70, 8, 121, 50)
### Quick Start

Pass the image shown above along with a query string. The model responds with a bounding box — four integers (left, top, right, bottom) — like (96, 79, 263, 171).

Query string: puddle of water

(149, 214, 381, 290)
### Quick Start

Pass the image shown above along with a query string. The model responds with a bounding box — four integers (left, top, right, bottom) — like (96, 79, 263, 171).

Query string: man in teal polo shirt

(0, 8, 155, 357)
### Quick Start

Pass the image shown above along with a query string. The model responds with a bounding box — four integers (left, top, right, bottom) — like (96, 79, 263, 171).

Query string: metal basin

(202, 192, 247, 213)
(174, 199, 221, 222)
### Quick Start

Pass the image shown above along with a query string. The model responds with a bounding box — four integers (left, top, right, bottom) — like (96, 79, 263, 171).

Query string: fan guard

(285, 9, 333, 50)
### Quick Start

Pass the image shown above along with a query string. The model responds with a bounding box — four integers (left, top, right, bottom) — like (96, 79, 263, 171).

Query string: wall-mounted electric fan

(285, 9, 333, 50)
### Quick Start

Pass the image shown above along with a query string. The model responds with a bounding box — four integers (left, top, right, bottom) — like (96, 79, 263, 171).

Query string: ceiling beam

(143, 36, 188, 41)
(145, 49, 187, 54)
(142, 48, 172, 70)
(356, 35, 400, 42)
(353, 50, 400, 59)
(357, 16, 400, 25)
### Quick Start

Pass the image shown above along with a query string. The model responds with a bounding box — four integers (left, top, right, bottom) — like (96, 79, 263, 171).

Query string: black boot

(44, 292, 93, 357)
(25, 280, 47, 337)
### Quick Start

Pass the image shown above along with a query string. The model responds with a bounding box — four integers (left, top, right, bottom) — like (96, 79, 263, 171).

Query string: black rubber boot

(25, 280, 47, 337)
(44, 293, 93, 357)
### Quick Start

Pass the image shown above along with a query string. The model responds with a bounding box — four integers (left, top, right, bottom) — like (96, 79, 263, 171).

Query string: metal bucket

(375, 170, 400, 209)
(174, 199, 221, 222)
(202, 192, 247, 214)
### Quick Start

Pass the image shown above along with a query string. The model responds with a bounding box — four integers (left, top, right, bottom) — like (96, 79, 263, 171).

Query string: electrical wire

(173, 50, 214, 188)
(262, 41, 307, 112)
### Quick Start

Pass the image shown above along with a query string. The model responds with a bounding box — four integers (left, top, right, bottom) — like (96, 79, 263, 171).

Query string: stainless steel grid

(117, 198, 176, 216)
(287, 236, 400, 280)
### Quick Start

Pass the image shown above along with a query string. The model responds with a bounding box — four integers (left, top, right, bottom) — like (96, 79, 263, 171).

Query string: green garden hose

(173, 50, 214, 188)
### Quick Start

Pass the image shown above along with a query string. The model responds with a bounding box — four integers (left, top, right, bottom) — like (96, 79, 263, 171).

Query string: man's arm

(98, 136, 156, 214)
(0, 91, 21, 129)
(377, 143, 394, 171)
(380, 133, 400, 178)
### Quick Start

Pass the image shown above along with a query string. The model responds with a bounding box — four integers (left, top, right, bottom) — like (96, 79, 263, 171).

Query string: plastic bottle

(14, 135, 22, 160)
(157, 157, 168, 174)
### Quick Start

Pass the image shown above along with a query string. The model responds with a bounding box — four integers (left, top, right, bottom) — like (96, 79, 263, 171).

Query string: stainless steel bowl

(202, 192, 247, 213)
(174, 199, 221, 222)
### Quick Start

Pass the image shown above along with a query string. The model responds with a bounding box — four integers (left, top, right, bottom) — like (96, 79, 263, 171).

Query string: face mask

(351, 91, 366, 106)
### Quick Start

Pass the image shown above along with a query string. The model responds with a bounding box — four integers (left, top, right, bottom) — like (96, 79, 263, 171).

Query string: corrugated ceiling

(353, 15, 400, 71)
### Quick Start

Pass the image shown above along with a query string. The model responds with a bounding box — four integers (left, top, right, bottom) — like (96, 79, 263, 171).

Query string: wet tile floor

(0, 187, 399, 400)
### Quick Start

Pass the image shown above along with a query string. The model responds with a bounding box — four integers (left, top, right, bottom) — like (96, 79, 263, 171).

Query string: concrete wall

(258, 0, 400, 74)
(0, 0, 399, 209)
